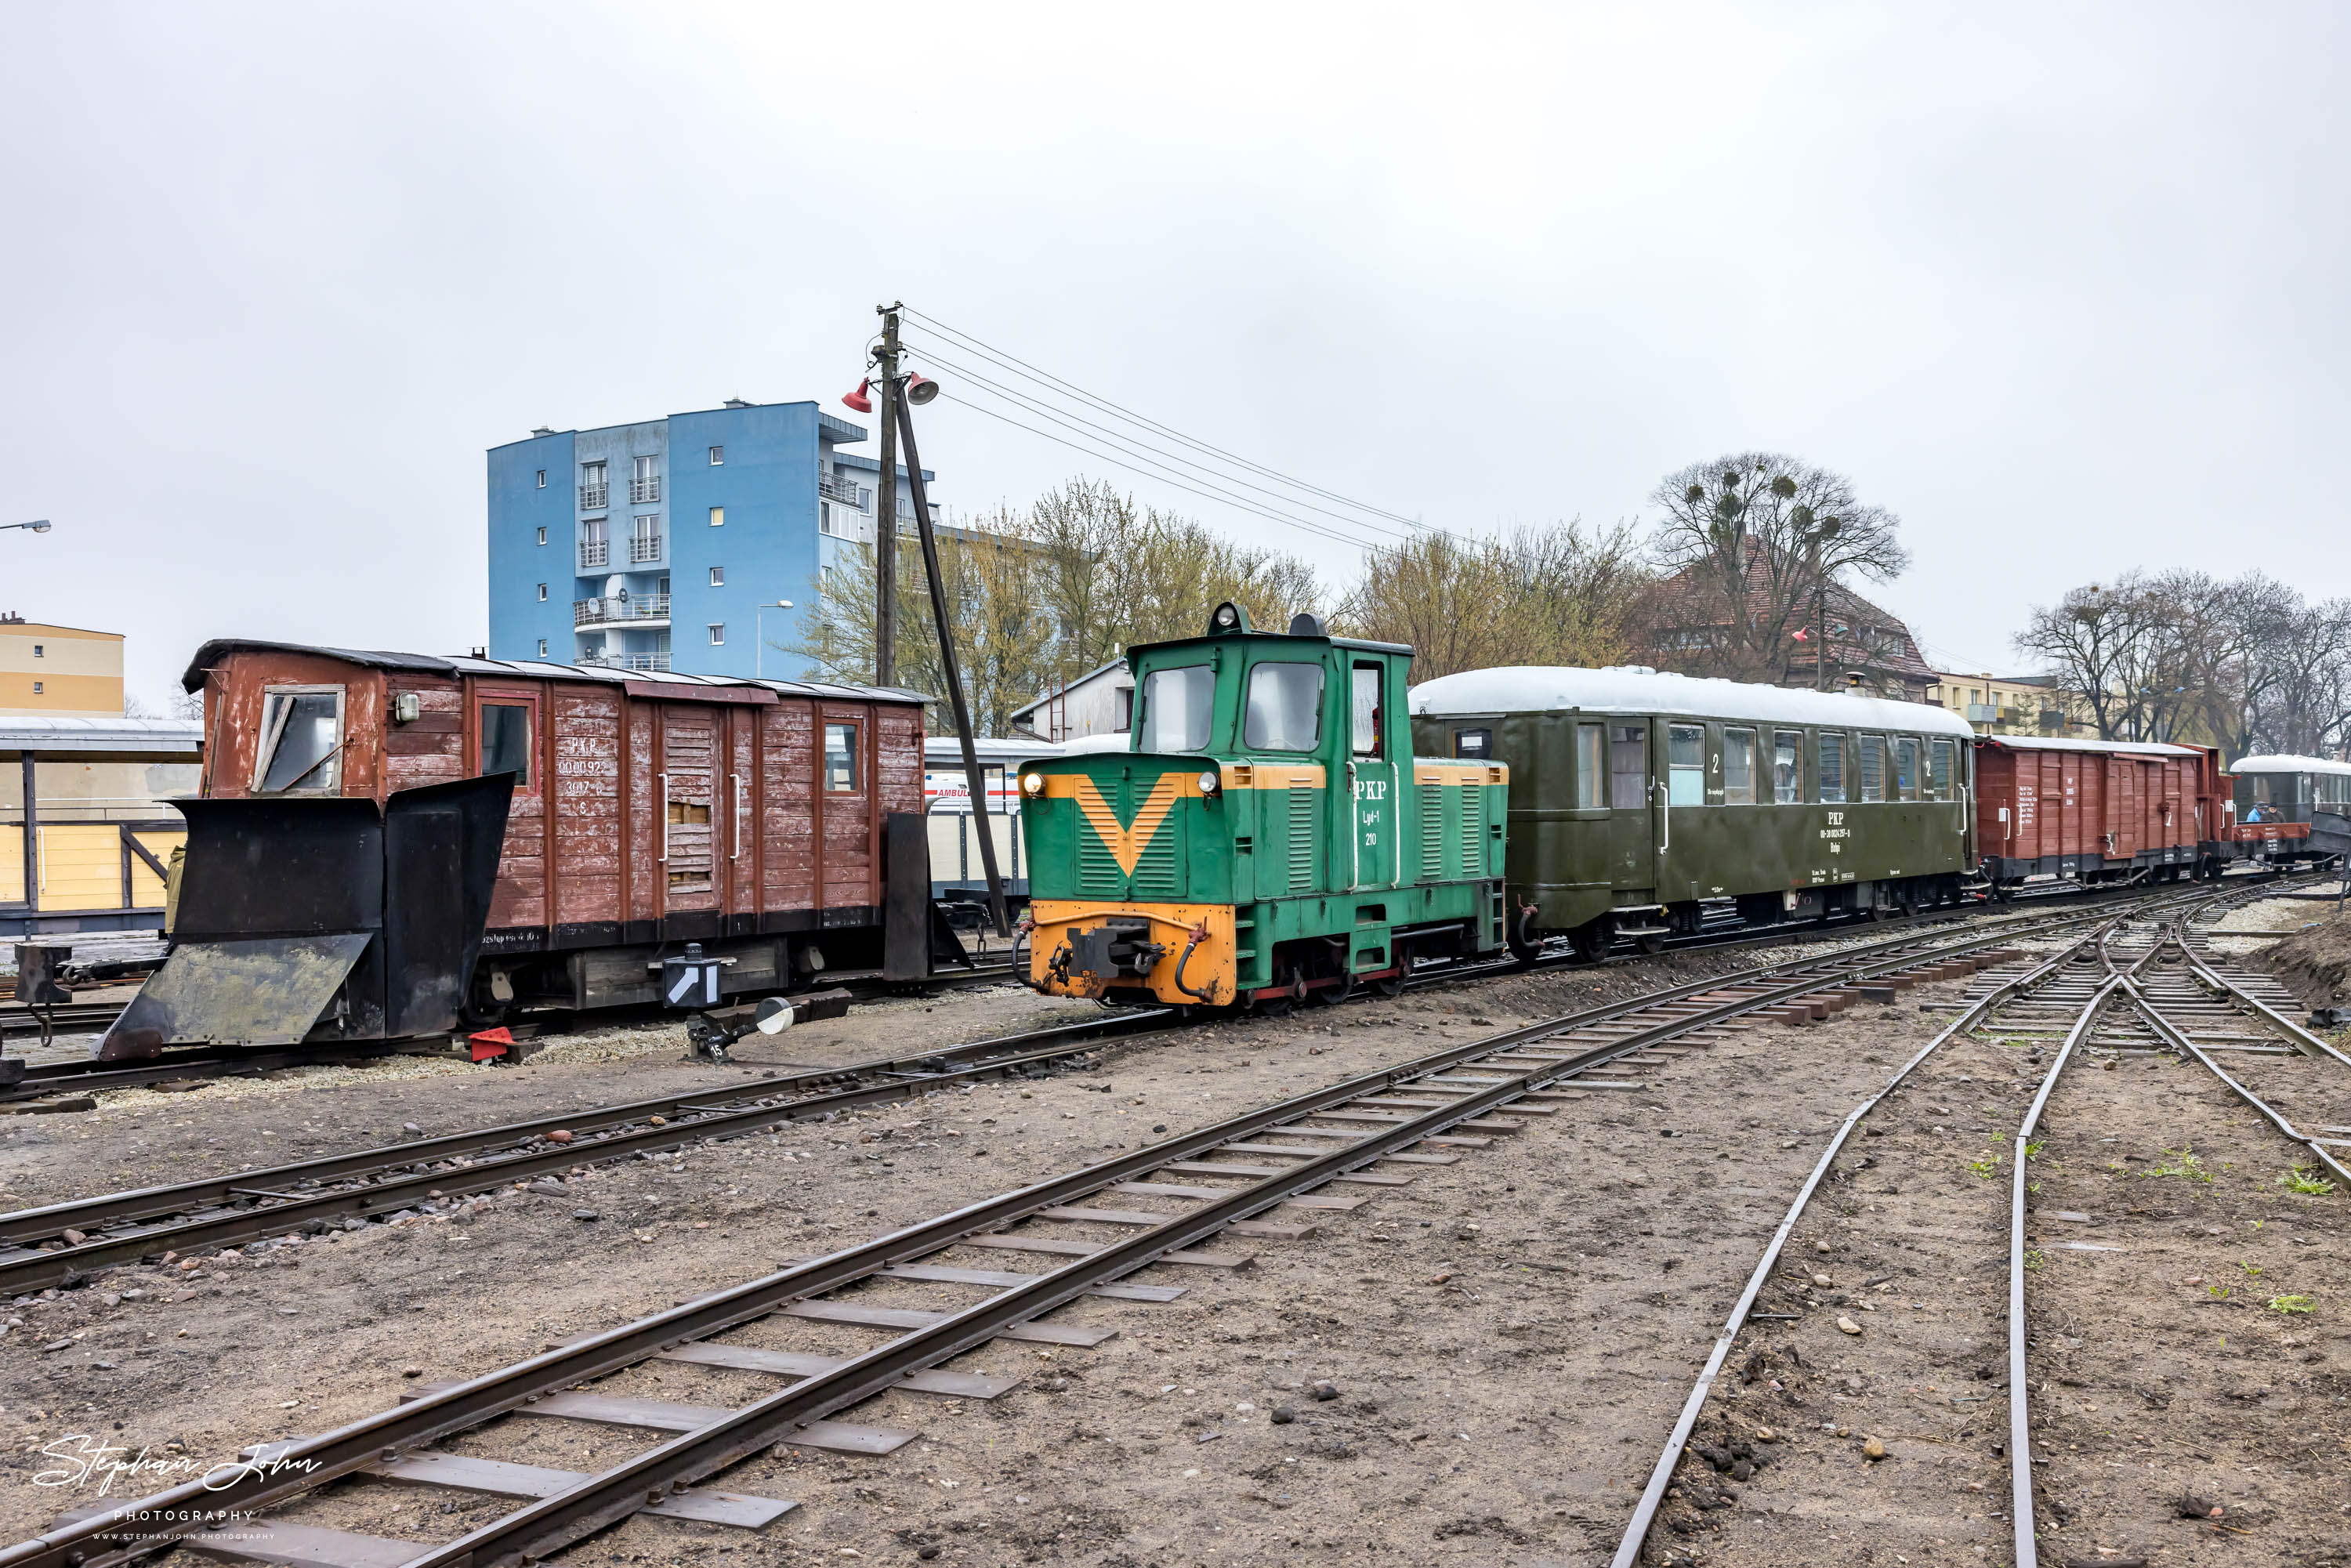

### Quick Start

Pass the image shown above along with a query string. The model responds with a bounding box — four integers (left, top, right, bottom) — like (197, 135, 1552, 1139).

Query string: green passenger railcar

(1410, 666, 1978, 958)
(1016, 605, 1508, 1008)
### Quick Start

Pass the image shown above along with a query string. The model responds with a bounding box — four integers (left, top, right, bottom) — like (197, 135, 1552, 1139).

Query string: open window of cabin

(1575, 722, 1603, 808)
(478, 700, 534, 789)
(1723, 727, 1756, 805)
(1668, 724, 1705, 806)
(1139, 664, 1215, 752)
(253, 686, 345, 795)
(1242, 661, 1324, 752)
(1860, 735, 1886, 802)
(1894, 737, 1919, 802)
(1818, 732, 1846, 804)
(1609, 724, 1648, 809)
(1349, 665, 1383, 758)
(1773, 730, 1802, 803)
(1929, 738, 1955, 801)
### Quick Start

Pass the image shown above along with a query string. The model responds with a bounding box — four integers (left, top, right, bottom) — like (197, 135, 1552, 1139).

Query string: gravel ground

(5, 904, 2332, 1567)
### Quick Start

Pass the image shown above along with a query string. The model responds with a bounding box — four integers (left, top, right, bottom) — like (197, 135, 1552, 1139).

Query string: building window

(708, 623, 725, 645)
(581, 517, 608, 568)
(709, 567, 724, 587)
(536, 526, 547, 546)
(536, 583, 548, 601)
(631, 455, 661, 504)
(709, 446, 723, 465)
(630, 516, 661, 563)
(31, 681, 41, 694)
(824, 722, 860, 791)
(709, 506, 724, 527)
(31, 645, 42, 658)
(538, 639, 549, 658)
(819, 501, 843, 538)
(580, 462, 607, 510)
(535, 469, 546, 488)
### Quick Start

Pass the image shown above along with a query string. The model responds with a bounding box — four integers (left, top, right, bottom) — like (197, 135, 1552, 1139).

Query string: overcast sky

(5, 2, 2346, 710)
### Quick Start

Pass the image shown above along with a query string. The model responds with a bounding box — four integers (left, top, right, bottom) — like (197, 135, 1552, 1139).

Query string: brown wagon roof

(179, 639, 930, 706)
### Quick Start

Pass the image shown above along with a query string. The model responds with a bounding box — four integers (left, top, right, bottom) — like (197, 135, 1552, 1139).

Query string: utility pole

(895, 393, 1010, 938)
(873, 304, 902, 687)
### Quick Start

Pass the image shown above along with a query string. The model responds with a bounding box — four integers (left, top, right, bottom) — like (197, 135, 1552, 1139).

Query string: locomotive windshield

(1244, 661, 1324, 752)
(1140, 664, 1215, 751)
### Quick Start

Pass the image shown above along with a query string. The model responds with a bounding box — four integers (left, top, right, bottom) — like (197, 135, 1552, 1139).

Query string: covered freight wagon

(97, 642, 931, 1058)
(1971, 735, 2219, 890)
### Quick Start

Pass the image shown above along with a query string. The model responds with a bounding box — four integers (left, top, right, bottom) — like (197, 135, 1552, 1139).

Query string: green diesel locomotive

(1409, 665, 1980, 958)
(1016, 604, 1509, 1008)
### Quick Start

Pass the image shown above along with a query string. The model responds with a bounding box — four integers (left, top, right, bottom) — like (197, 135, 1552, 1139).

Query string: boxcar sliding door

(658, 705, 719, 926)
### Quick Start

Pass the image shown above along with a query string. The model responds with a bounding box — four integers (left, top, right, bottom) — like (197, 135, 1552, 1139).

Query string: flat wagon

(1410, 667, 1978, 958)
(99, 641, 929, 1057)
(1972, 736, 2219, 890)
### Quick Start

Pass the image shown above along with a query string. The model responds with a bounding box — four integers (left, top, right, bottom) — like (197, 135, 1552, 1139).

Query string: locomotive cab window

(1773, 730, 1802, 803)
(1929, 738, 1954, 801)
(1818, 732, 1846, 804)
(1722, 727, 1756, 805)
(1453, 726, 1492, 760)
(1243, 661, 1324, 752)
(253, 687, 345, 795)
(824, 722, 859, 792)
(1668, 724, 1705, 806)
(1140, 664, 1215, 752)
(478, 701, 533, 788)
(1350, 665, 1383, 757)
(1575, 722, 1603, 808)
(1609, 725, 1648, 809)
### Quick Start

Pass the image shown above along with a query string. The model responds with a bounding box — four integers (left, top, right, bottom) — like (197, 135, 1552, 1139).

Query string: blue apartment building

(487, 399, 934, 675)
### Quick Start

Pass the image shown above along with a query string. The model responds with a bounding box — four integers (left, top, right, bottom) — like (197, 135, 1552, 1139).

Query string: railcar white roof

(1409, 665, 1976, 739)
(2228, 752, 2351, 777)
(1980, 734, 2201, 759)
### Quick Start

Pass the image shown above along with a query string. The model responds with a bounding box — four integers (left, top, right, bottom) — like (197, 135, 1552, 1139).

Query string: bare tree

(1642, 453, 1910, 687)
(1334, 521, 1650, 680)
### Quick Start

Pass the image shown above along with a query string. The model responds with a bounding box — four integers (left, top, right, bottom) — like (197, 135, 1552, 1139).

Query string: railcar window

(1860, 735, 1886, 802)
(1453, 727, 1491, 759)
(254, 688, 344, 795)
(1668, 725, 1705, 806)
(480, 703, 531, 786)
(1243, 661, 1324, 752)
(1723, 728, 1756, 805)
(1929, 738, 1954, 801)
(1894, 737, 1918, 802)
(1609, 725, 1648, 809)
(1576, 723, 1603, 809)
(1350, 666, 1382, 758)
(1818, 733, 1845, 804)
(824, 723, 859, 792)
(1773, 731, 1802, 803)
(1140, 665, 1215, 752)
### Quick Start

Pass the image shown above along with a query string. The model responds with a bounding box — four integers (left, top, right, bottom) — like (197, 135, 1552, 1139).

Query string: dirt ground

(3, 907, 2335, 1568)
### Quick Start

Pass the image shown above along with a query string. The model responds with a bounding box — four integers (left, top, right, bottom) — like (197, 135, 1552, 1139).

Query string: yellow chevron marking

(1074, 773, 1186, 877)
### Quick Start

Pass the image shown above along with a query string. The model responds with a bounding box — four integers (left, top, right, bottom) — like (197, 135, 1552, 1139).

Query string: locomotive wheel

(1310, 971, 1353, 1007)
(1371, 969, 1407, 999)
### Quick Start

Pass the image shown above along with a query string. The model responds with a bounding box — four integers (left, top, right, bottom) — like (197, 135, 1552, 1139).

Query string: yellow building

(1926, 670, 2099, 737)
(3, 717, 201, 936)
(0, 616, 125, 716)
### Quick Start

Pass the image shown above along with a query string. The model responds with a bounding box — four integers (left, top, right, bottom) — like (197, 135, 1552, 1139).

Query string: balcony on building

(580, 482, 607, 510)
(579, 539, 609, 569)
(629, 533, 664, 564)
(574, 592, 670, 628)
(578, 648, 672, 672)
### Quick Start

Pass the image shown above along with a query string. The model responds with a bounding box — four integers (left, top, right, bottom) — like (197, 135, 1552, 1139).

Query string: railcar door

(1601, 719, 1656, 897)
(1346, 662, 1397, 889)
(658, 706, 719, 922)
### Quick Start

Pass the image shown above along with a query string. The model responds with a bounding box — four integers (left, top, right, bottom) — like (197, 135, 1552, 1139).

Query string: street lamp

(755, 599, 794, 678)
(2, 520, 51, 534)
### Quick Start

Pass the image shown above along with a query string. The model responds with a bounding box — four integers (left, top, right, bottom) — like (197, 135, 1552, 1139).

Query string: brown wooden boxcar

(1972, 735, 2217, 889)
(183, 640, 929, 1013)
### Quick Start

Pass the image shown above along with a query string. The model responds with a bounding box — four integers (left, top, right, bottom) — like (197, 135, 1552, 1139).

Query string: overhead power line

(900, 307, 1444, 550)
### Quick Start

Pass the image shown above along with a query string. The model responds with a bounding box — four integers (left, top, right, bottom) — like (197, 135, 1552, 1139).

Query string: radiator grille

(1288, 784, 1317, 893)
(1420, 782, 1446, 879)
(1130, 817, 1180, 900)
(1460, 787, 1483, 875)
(1078, 822, 1124, 895)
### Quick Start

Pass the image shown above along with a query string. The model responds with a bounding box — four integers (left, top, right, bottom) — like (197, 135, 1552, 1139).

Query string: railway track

(1608, 871, 2338, 1566)
(2, 881, 2252, 1568)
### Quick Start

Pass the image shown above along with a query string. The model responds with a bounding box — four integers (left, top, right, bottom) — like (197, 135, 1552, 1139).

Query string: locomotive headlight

(1197, 771, 1221, 795)
(1020, 773, 1045, 797)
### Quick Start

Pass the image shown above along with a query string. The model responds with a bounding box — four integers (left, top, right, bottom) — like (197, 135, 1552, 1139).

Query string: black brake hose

(1172, 931, 1215, 1003)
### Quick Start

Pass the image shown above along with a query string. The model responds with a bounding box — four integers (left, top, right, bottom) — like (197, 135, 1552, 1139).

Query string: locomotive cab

(1017, 604, 1508, 1009)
